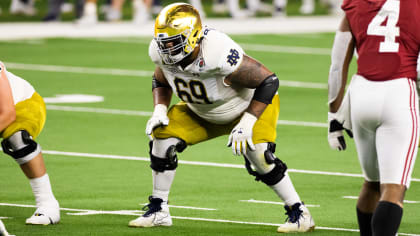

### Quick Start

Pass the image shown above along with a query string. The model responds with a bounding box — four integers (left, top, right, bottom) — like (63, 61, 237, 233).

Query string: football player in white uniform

(128, 3, 315, 233)
(0, 62, 60, 225)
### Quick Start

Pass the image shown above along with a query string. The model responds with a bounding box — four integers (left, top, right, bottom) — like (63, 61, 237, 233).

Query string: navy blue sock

(372, 201, 403, 236)
(357, 208, 373, 236)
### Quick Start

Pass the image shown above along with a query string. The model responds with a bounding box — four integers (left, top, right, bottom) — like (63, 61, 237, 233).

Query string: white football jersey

(149, 27, 254, 124)
(0, 62, 35, 105)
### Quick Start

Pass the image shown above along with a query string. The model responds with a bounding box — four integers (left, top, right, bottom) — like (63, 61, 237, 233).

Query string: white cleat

(277, 202, 315, 233)
(25, 206, 60, 225)
(129, 196, 172, 227)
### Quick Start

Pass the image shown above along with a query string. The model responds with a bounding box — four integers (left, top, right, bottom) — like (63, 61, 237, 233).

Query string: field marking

(46, 105, 327, 128)
(86, 38, 331, 56)
(5, 62, 151, 77)
(139, 203, 217, 211)
(0, 39, 45, 45)
(1, 202, 419, 235)
(44, 94, 104, 104)
(0, 217, 12, 220)
(239, 199, 320, 208)
(342, 196, 420, 204)
(4, 62, 327, 89)
(41, 149, 420, 182)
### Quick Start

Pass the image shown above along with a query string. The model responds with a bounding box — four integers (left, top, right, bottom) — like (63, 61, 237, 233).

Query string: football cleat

(277, 202, 315, 233)
(25, 206, 60, 225)
(128, 196, 172, 227)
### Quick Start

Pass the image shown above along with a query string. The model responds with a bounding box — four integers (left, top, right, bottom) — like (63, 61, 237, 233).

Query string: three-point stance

(128, 3, 314, 233)
(0, 62, 60, 225)
(327, 0, 420, 235)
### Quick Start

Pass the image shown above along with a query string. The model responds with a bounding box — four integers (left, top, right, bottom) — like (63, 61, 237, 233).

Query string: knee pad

(243, 142, 287, 186)
(149, 137, 187, 172)
(1, 130, 41, 165)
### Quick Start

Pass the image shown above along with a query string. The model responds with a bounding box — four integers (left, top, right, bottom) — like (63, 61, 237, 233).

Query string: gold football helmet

(154, 3, 203, 64)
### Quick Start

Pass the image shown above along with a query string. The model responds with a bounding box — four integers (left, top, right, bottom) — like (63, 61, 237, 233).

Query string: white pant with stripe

(349, 75, 419, 188)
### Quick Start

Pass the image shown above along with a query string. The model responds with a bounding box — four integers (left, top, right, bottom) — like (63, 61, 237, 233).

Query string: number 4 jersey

(149, 27, 254, 124)
(342, 0, 420, 81)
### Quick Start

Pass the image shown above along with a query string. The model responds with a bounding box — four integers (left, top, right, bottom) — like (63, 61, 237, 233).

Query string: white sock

(152, 170, 176, 203)
(270, 172, 301, 206)
(29, 174, 59, 208)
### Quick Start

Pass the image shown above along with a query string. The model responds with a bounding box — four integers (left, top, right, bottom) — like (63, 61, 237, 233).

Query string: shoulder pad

(149, 40, 163, 65)
(201, 30, 244, 76)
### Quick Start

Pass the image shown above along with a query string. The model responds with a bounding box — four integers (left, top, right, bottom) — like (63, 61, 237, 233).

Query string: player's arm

(327, 16, 355, 151)
(225, 55, 278, 155)
(225, 55, 277, 118)
(146, 66, 173, 140)
(0, 64, 16, 132)
(328, 16, 355, 112)
(152, 66, 172, 107)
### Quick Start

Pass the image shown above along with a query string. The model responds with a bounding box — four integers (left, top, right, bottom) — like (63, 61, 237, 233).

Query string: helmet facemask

(155, 32, 191, 65)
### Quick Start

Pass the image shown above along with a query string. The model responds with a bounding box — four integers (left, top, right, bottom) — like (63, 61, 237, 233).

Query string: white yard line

(84, 38, 332, 56)
(46, 105, 327, 128)
(139, 203, 216, 211)
(4, 62, 327, 89)
(342, 196, 420, 204)
(239, 199, 320, 208)
(5, 62, 151, 77)
(1, 202, 419, 235)
(41, 149, 420, 182)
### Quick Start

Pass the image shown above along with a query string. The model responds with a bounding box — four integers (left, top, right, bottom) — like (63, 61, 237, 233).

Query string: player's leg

(243, 142, 314, 232)
(272, 0, 287, 17)
(128, 137, 185, 227)
(105, 0, 124, 21)
(132, 0, 152, 24)
(356, 181, 380, 236)
(352, 117, 379, 236)
(129, 103, 213, 227)
(226, 0, 251, 18)
(1, 93, 59, 225)
(76, 0, 98, 24)
(299, 0, 314, 15)
(212, 0, 227, 14)
(371, 78, 419, 236)
(2, 131, 60, 225)
(189, 0, 206, 17)
(350, 75, 382, 235)
(240, 95, 314, 232)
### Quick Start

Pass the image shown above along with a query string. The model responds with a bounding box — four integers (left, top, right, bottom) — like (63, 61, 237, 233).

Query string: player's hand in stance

(328, 112, 353, 151)
(146, 104, 169, 140)
(227, 112, 257, 155)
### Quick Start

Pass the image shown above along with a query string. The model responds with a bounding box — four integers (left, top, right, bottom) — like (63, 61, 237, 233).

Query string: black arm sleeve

(152, 75, 171, 90)
(252, 74, 279, 104)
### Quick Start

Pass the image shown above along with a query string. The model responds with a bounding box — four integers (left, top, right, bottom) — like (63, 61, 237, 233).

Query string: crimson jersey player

(327, 0, 420, 235)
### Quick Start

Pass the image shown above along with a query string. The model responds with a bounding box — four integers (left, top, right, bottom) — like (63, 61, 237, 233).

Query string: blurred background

(0, 0, 342, 23)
